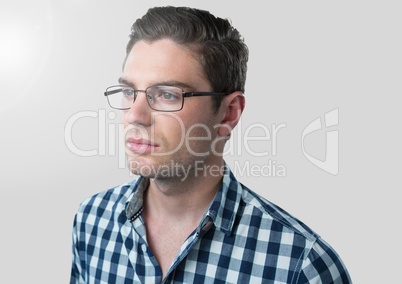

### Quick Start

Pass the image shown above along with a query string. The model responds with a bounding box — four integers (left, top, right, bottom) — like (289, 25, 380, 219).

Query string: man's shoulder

(240, 184, 319, 242)
(238, 186, 351, 283)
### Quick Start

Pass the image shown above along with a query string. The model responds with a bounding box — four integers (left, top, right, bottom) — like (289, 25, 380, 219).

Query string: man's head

(125, 6, 249, 112)
(119, 6, 248, 180)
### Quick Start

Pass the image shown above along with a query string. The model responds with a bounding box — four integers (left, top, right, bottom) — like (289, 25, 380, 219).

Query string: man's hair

(125, 6, 249, 112)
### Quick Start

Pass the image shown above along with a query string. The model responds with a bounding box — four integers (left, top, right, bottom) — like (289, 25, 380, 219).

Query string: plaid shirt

(70, 167, 351, 283)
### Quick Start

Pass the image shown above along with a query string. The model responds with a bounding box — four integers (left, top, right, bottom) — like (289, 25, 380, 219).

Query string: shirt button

(141, 244, 147, 253)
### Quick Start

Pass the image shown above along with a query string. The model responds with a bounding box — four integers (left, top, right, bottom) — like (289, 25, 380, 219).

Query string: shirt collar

(124, 164, 243, 236)
(125, 176, 149, 222)
(205, 165, 242, 236)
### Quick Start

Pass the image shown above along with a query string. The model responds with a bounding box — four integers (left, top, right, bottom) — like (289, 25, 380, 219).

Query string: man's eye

(161, 92, 175, 100)
(122, 89, 134, 97)
(156, 91, 180, 101)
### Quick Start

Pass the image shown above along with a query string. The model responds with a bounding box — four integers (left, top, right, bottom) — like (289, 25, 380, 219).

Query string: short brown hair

(125, 6, 249, 112)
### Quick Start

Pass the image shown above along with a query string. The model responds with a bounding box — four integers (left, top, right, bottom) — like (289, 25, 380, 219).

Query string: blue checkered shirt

(70, 167, 351, 283)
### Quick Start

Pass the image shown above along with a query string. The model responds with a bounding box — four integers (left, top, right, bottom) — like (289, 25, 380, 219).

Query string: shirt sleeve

(296, 237, 352, 283)
(70, 213, 85, 284)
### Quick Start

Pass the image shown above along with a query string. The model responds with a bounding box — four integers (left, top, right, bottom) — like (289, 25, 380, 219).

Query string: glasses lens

(147, 86, 183, 111)
(106, 86, 135, 109)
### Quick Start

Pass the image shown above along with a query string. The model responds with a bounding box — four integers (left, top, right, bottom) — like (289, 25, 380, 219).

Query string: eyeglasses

(104, 85, 229, 112)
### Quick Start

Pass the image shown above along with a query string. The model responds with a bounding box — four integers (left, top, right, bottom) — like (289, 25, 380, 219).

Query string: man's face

(121, 39, 223, 179)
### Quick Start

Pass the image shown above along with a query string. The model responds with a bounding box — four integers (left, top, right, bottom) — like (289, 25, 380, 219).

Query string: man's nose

(124, 91, 152, 126)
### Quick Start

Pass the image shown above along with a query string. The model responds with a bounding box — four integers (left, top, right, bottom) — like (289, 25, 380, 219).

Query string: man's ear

(217, 91, 245, 137)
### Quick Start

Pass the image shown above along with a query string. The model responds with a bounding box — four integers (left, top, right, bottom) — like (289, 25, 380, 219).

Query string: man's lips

(126, 138, 158, 153)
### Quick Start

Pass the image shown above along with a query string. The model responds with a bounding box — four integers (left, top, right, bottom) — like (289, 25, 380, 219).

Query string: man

(70, 6, 351, 283)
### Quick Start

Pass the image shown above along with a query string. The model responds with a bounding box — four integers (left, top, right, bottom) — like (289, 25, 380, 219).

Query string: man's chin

(128, 163, 154, 177)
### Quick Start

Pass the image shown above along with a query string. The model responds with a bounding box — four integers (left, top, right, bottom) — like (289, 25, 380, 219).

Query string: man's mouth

(126, 138, 158, 154)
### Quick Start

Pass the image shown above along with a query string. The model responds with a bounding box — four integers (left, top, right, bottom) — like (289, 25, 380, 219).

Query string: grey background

(1, 0, 400, 282)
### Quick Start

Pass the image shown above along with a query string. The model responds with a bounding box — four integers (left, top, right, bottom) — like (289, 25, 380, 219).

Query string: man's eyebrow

(155, 81, 195, 90)
(118, 78, 196, 91)
(118, 77, 134, 87)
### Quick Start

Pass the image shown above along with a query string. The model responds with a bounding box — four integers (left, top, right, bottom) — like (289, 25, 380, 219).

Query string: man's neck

(144, 160, 225, 223)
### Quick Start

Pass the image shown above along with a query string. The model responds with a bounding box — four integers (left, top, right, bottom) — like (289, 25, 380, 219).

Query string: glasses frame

(104, 84, 230, 112)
